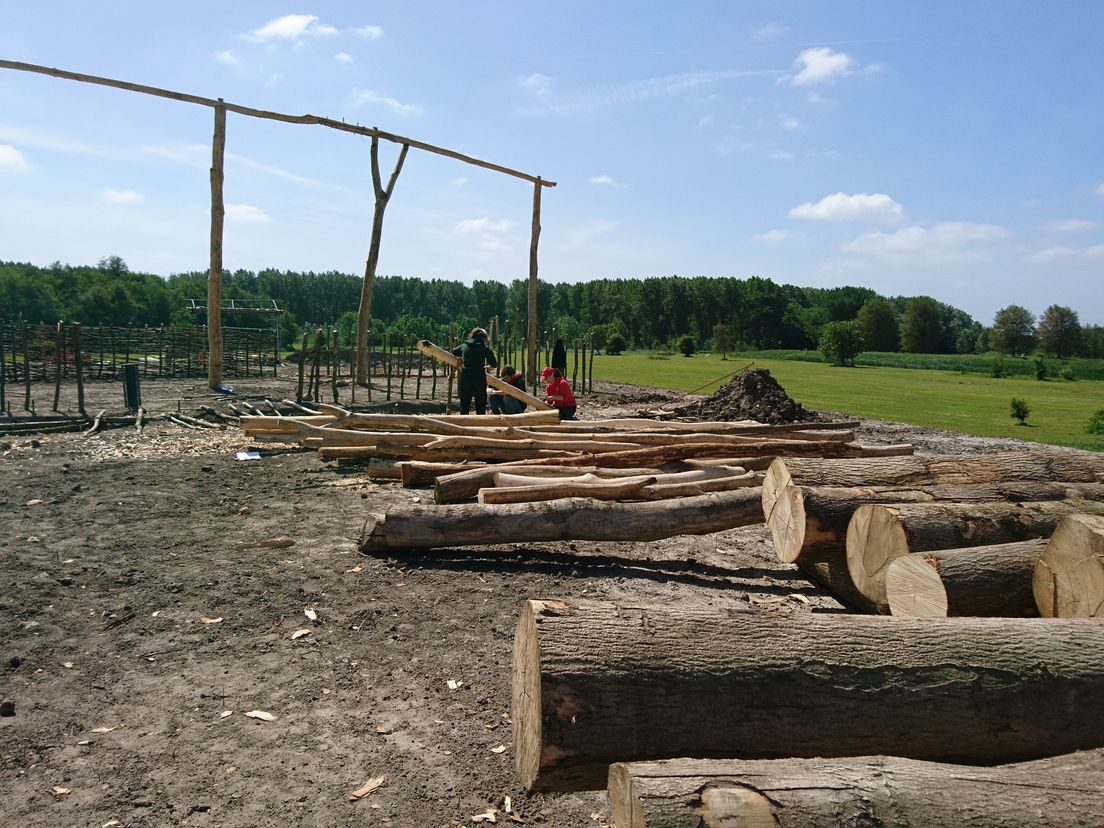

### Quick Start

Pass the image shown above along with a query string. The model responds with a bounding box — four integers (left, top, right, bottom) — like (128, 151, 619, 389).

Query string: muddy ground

(0, 370, 1077, 827)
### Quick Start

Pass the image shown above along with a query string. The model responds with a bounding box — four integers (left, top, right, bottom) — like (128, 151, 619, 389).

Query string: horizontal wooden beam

(0, 59, 557, 187)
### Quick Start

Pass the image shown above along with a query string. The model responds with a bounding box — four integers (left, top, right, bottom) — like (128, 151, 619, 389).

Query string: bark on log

(360, 488, 764, 554)
(1034, 513, 1104, 618)
(399, 460, 485, 487)
(476, 471, 758, 504)
(765, 452, 1104, 490)
(512, 598, 1104, 792)
(493, 466, 744, 489)
(607, 752, 1104, 828)
(847, 499, 1104, 609)
(524, 418, 859, 436)
(885, 539, 1049, 618)
(433, 465, 665, 503)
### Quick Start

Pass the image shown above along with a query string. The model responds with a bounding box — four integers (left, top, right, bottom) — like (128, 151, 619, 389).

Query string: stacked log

(608, 751, 1104, 828)
(511, 598, 1104, 791)
(1033, 513, 1104, 618)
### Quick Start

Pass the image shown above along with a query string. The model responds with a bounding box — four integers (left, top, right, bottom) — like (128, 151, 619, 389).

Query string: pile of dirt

(674, 368, 814, 424)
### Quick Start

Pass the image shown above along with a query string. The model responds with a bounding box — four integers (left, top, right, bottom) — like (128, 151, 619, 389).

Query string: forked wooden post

(527, 178, 542, 390)
(207, 102, 226, 389)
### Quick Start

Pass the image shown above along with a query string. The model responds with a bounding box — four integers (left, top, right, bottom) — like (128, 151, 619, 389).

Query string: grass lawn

(589, 351, 1104, 452)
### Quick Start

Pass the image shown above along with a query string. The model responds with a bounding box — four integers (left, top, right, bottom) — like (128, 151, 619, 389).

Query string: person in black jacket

(452, 328, 497, 414)
(489, 365, 527, 415)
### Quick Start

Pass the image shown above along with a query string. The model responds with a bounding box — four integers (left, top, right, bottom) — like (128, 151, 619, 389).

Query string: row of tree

(2, 258, 1101, 358)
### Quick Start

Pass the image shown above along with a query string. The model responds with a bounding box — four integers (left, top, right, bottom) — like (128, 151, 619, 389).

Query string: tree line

(2, 257, 1101, 358)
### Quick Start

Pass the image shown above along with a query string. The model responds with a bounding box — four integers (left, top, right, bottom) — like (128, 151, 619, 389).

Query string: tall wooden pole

(356, 137, 409, 385)
(526, 177, 542, 390)
(207, 102, 226, 389)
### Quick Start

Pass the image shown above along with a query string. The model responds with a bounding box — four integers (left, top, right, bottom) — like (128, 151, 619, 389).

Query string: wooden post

(22, 321, 31, 410)
(312, 328, 323, 403)
(446, 323, 455, 414)
(207, 101, 226, 389)
(330, 329, 339, 404)
(588, 336, 595, 392)
(297, 332, 307, 403)
(398, 335, 406, 400)
(52, 321, 63, 411)
(384, 331, 392, 400)
(73, 322, 85, 415)
(572, 340, 579, 391)
(416, 348, 424, 400)
(356, 137, 410, 384)
(0, 318, 6, 414)
(366, 329, 373, 401)
(526, 178, 541, 389)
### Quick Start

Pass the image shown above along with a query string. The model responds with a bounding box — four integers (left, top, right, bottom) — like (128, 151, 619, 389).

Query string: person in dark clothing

(452, 328, 497, 414)
(551, 338, 568, 376)
(489, 365, 527, 415)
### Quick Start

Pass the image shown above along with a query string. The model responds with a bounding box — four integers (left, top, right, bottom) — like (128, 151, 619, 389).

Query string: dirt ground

(0, 370, 1083, 827)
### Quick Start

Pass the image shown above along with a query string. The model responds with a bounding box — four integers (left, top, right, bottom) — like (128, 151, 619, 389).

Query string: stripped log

(478, 470, 759, 504)
(764, 481, 1104, 613)
(418, 434, 648, 454)
(433, 465, 664, 503)
(1034, 513, 1104, 618)
(523, 418, 859, 435)
(847, 499, 1104, 609)
(510, 428, 855, 447)
(885, 539, 1049, 618)
(416, 339, 553, 409)
(512, 598, 1104, 792)
(360, 488, 764, 554)
(607, 752, 1104, 828)
(764, 452, 1104, 491)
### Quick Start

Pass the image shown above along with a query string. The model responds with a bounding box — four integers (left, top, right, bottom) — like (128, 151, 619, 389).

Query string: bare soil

(0, 371, 1079, 827)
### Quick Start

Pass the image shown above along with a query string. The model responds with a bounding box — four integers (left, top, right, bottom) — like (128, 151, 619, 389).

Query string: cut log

(885, 539, 1049, 618)
(434, 465, 665, 503)
(510, 428, 855, 446)
(401, 460, 487, 487)
(360, 488, 764, 554)
(418, 434, 647, 454)
(416, 339, 553, 410)
(1034, 513, 1104, 618)
(333, 409, 561, 430)
(608, 752, 1104, 828)
(524, 418, 859, 435)
(512, 598, 1104, 792)
(764, 481, 1104, 613)
(847, 499, 1104, 609)
(492, 467, 744, 489)
(764, 452, 1104, 491)
(476, 471, 759, 504)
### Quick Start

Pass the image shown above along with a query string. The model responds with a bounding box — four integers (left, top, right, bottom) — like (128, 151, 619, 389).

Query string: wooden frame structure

(0, 59, 557, 389)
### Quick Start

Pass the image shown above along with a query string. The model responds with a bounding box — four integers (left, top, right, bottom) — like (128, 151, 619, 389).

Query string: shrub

(606, 332, 627, 355)
(1034, 356, 1047, 381)
(1087, 408, 1104, 435)
(817, 320, 864, 366)
(677, 334, 696, 357)
(1059, 365, 1075, 381)
(989, 357, 1009, 378)
(1010, 398, 1031, 425)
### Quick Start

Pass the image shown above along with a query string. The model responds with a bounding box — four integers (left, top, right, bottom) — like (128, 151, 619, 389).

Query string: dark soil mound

(675, 368, 814, 424)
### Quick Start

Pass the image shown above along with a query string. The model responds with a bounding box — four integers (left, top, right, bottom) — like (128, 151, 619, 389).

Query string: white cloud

(0, 144, 31, 172)
(226, 203, 271, 223)
(770, 150, 796, 161)
(588, 174, 620, 187)
(1096, 182, 1104, 197)
(350, 88, 424, 117)
(779, 115, 802, 130)
(0, 123, 116, 158)
(518, 73, 554, 99)
(357, 25, 383, 40)
(789, 192, 903, 223)
(1045, 218, 1098, 233)
(1026, 244, 1104, 264)
(560, 219, 619, 251)
(215, 50, 243, 66)
(844, 222, 1011, 264)
(786, 47, 876, 86)
(452, 177, 468, 187)
(455, 217, 512, 235)
(265, 74, 281, 88)
(753, 229, 789, 244)
(246, 14, 338, 42)
(99, 188, 143, 205)
(697, 114, 714, 128)
(806, 91, 832, 105)
(334, 52, 355, 64)
(753, 22, 789, 41)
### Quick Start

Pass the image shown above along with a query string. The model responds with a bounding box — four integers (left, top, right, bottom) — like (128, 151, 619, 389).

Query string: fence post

(73, 322, 85, 415)
(22, 321, 31, 411)
(297, 332, 307, 403)
(53, 321, 63, 411)
(0, 318, 6, 414)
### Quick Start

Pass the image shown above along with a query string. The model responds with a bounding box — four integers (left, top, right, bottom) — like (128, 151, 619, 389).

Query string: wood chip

(244, 710, 276, 722)
(347, 775, 385, 801)
(77, 740, 91, 746)
(749, 596, 785, 605)
(304, 607, 318, 622)
(490, 744, 507, 754)
(291, 629, 312, 640)
(787, 593, 811, 604)
(234, 537, 295, 551)
(62, 662, 74, 669)
(200, 616, 223, 624)
(447, 679, 463, 690)
(472, 809, 498, 823)
(52, 787, 71, 796)
(90, 726, 116, 734)
(219, 711, 233, 719)
(25, 499, 44, 506)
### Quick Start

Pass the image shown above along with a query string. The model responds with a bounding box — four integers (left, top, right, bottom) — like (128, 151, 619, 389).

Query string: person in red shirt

(541, 367, 577, 420)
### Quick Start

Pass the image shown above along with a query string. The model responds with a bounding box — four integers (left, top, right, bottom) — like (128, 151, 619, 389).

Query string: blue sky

(2, 2, 1102, 325)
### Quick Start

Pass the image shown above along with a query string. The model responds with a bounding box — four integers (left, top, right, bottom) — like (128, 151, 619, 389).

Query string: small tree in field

(1010, 398, 1031, 425)
(818, 320, 864, 366)
(678, 334, 696, 357)
(606, 332, 627, 355)
(712, 323, 732, 360)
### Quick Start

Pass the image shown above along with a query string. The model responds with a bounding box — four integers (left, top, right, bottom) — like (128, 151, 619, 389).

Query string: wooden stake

(73, 322, 85, 415)
(52, 321, 62, 411)
(526, 178, 541, 389)
(207, 101, 226, 389)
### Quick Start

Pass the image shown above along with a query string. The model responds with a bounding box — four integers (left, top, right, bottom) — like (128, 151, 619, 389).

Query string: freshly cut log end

(846, 503, 910, 607)
(512, 598, 555, 791)
(885, 554, 948, 618)
(1034, 513, 1104, 618)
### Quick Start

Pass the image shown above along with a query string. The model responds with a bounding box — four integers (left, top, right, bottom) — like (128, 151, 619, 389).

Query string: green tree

(677, 334, 696, 357)
(990, 305, 1036, 356)
(855, 297, 899, 351)
(1036, 305, 1081, 358)
(712, 323, 732, 359)
(278, 310, 300, 349)
(817, 320, 864, 366)
(899, 297, 946, 353)
(1010, 398, 1030, 425)
(588, 324, 609, 353)
(606, 332, 627, 354)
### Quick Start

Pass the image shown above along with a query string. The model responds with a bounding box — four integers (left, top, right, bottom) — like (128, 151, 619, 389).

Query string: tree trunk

(608, 752, 1104, 828)
(847, 499, 1104, 609)
(885, 539, 1048, 618)
(476, 470, 757, 504)
(1033, 513, 1104, 618)
(433, 465, 664, 502)
(512, 598, 1104, 792)
(360, 488, 764, 554)
(207, 103, 226, 389)
(764, 452, 1104, 491)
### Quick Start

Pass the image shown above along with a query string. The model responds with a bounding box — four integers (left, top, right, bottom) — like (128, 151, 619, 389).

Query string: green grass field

(589, 351, 1104, 452)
